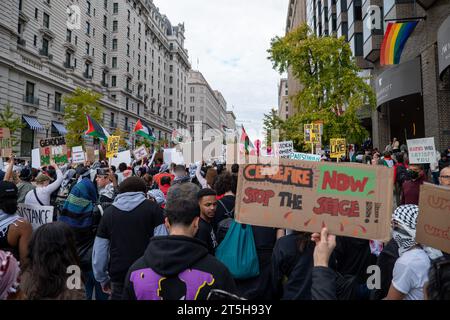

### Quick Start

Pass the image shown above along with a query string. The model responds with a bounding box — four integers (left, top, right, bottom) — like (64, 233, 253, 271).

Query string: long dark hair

(21, 222, 80, 300)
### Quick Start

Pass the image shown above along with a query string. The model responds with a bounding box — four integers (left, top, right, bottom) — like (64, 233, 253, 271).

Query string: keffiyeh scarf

(392, 205, 442, 260)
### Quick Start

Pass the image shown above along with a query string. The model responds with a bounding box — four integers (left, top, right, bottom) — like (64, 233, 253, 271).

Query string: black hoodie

(122, 235, 237, 300)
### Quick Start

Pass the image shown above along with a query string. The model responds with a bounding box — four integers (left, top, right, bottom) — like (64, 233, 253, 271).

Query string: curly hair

(20, 222, 81, 300)
(213, 172, 235, 195)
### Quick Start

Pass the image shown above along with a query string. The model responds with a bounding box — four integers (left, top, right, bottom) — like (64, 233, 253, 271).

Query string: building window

(112, 57, 117, 68)
(127, 44, 130, 56)
(103, 34, 107, 47)
(103, 15, 107, 29)
(41, 37, 49, 55)
(111, 75, 117, 87)
(190, 96, 194, 103)
(54, 92, 62, 112)
(66, 29, 72, 42)
(113, 20, 118, 32)
(35, 8, 38, 19)
(127, 10, 130, 21)
(86, 42, 90, 55)
(33, 35, 37, 46)
(87, 1, 91, 15)
(86, 21, 90, 35)
(103, 53, 107, 64)
(104, 0, 108, 10)
(113, 3, 119, 14)
(126, 97, 129, 110)
(112, 39, 118, 51)
(43, 12, 50, 28)
(124, 117, 128, 130)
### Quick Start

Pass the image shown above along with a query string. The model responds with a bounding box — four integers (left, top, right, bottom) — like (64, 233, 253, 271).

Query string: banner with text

(407, 137, 436, 164)
(235, 159, 393, 240)
(417, 183, 450, 253)
(17, 203, 54, 230)
(133, 145, 148, 161)
(290, 152, 321, 162)
(72, 146, 85, 164)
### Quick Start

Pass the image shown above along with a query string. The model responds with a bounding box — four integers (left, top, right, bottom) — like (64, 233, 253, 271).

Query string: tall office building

(0, 0, 190, 157)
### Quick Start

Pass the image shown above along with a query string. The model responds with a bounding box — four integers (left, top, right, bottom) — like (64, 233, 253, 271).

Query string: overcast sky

(154, 0, 289, 142)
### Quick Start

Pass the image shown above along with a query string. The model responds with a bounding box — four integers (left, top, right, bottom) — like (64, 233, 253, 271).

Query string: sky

(154, 0, 289, 142)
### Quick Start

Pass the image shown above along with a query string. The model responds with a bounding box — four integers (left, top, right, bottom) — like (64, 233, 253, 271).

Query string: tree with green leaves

(0, 103, 24, 150)
(112, 127, 129, 149)
(268, 24, 375, 150)
(63, 88, 104, 148)
(262, 108, 284, 146)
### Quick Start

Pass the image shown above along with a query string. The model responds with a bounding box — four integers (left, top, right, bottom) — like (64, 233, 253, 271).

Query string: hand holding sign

(311, 228, 336, 267)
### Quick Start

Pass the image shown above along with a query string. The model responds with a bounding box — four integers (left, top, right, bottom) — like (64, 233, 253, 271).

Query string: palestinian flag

(85, 114, 110, 142)
(134, 119, 156, 141)
(240, 126, 254, 155)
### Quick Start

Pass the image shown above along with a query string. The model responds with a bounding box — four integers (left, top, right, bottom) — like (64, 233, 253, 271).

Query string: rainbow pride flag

(380, 21, 418, 66)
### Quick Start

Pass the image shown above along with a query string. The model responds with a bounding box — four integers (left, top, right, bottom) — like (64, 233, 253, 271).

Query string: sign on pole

(17, 203, 54, 230)
(416, 183, 450, 253)
(330, 138, 346, 159)
(106, 136, 120, 159)
(0, 128, 12, 158)
(407, 137, 436, 164)
(235, 159, 394, 241)
(273, 141, 294, 159)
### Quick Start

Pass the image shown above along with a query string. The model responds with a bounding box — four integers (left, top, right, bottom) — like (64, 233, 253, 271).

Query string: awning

(438, 15, 450, 78)
(23, 115, 45, 131)
(52, 121, 67, 135)
(375, 57, 422, 108)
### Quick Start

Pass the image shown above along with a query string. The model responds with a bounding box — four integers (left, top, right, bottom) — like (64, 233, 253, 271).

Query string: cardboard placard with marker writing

(416, 183, 450, 253)
(0, 128, 12, 158)
(235, 159, 394, 241)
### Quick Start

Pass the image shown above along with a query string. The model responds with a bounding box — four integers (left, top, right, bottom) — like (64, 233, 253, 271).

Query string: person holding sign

(24, 161, 63, 207)
(0, 181, 33, 265)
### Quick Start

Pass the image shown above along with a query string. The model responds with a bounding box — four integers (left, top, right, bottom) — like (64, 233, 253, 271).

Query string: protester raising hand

(311, 228, 336, 267)
(310, 228, 337, 300)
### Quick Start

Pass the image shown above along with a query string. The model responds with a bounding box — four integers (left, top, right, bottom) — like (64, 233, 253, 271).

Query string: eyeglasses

(439, 175, 450, 179)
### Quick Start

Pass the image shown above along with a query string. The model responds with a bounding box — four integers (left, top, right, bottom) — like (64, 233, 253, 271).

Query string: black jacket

(122, 235, 237, 300)
(312, 267, 336, 300)
(370, 239, 399, 300)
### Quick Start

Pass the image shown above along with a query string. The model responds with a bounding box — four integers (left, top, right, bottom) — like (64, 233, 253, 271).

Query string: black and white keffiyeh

(392, 205, 442, 259)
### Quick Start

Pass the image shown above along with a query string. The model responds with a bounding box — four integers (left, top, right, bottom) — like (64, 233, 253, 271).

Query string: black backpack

(396, 165, 408, 186)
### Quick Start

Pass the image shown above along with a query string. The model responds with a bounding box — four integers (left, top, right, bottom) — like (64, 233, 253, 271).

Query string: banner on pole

(290, 152, 321, 162)
(235, 159, 394, 241)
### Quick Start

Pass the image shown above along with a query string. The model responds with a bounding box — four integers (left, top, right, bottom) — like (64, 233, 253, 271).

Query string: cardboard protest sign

(40, 145, 68, 165)
(133, 145, 148, 161)
(235, 159, 394, 241)
(0, 128, 12, 158)
(273, 141, 294, 159)
(304, 124, 313, 143)
(330, 139, 346, 159)
(111, 150, 132, 168)
(290, 152, 321, 162)
(86, 147, 96, 163)
(106, 136, 120, 159)
(72, 146, 85, 164)
(17, 203, 54, 230)
(416, 183, 450, 253)
(407, 137, 436, 164)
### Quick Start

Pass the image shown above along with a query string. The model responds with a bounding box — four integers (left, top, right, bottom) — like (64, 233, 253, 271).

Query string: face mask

(408, 170, 419, 180)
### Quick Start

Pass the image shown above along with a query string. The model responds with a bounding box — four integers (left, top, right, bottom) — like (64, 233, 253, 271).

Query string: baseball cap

(0, 181, 18, 199)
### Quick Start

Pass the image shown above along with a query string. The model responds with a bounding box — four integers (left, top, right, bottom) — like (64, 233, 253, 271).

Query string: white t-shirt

(392, 248, 430, 300)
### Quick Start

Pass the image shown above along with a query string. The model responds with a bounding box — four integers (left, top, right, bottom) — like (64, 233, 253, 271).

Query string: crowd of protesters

(0, 139, 449, 301)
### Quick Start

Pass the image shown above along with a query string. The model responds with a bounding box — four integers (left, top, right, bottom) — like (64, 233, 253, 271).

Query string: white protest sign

(290, 152, 321, 162)
(273, 141, 294, 158)
(72, 146, 85, 164)
(133, 145, 148, 161)
(17, 203, 53, 230)
(163, 148, 176, 164)
(148, 150, 157, 165)
(111, 150, 132, 168)
(407, 137, 436, 164)
(31, 148, 41, 169)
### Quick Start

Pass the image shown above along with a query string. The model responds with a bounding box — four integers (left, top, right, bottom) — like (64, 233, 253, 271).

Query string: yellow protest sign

(106, 136, 120, 159)
(330, 138, 346, 158)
